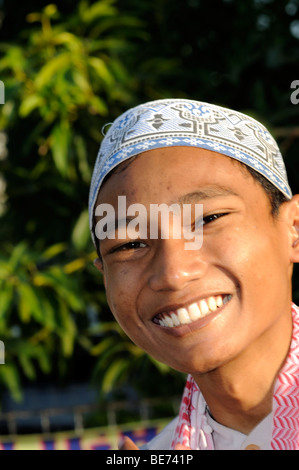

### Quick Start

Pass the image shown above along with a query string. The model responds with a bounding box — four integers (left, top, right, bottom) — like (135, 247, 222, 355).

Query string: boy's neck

(192, 309, 293, 435)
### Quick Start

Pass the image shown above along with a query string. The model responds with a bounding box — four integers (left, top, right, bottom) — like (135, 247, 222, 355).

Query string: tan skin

(94, 147, 299, 450)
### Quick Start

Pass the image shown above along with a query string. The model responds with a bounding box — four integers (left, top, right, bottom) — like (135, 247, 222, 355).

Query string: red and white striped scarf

(171, 303, 299, 450)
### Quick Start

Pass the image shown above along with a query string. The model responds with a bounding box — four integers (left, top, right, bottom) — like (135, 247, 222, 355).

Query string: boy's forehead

(96, 148, 258, 207)
(89, 98, 292, 244)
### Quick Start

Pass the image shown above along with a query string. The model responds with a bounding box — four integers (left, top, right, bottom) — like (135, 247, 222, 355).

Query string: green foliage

(0, 241, 91, 400)
(0, 0, 146, 403)
(0, 0, 141, 182)
(87, 321, 185, 398)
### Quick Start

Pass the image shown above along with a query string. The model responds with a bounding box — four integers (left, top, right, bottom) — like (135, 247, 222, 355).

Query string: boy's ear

(289, 195, 299, 263)
(94, 258, 106, 287)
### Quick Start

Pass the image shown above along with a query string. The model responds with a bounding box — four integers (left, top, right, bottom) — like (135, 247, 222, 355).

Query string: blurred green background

(0, 0, 298, 420)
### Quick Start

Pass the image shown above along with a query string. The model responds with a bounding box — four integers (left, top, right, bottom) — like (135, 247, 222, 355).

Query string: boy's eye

(112, 241, 147, 253)
(108, 213, 228, 254)
(202, 213, 227, 225)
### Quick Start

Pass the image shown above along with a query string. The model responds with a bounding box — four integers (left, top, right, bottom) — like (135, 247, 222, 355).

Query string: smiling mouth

(152, 294, 232, 328)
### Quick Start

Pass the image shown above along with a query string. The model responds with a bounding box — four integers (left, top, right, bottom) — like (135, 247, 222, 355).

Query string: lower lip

(153, 299, 231, 337)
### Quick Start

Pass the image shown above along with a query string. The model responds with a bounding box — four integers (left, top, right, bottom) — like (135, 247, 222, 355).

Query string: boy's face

(95, 147, 298, 375)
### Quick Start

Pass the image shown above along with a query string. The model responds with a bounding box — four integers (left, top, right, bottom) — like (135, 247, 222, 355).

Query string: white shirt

(142, 412, 272, 450)
(206, 412, 272, 450)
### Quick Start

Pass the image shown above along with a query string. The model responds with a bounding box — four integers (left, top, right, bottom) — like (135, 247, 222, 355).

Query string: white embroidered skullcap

(89, 98, 292, 244)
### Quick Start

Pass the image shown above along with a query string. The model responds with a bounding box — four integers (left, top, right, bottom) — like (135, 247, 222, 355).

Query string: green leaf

(0, 261, 12, 279)
(33, 270, 83, 312)
(43, 4, 58, 17)
(58, 301, 77, 356)
(34, 345, 51, 374)
(17, 283, 43, 323)
(81, 0, 117, 23)
(19, 94, 45, 117)
(0, 363, 22, 402)
(41, 243, 67, 260)
(88, 95, 108, 115)
(0, 284, 13, 318)
(149, 357, 171, 375)
(52, 32, 81, 50)
(51, 121, 71, 176)
(71, 210, 90, 250)
(102, 358, 129, 393)
(90, 336, 121, 357)
(19, 354, 36, 380)
(39, 297, 56, 330)
(88, 57, 115, 88)
(35, 53, 72, 89)
(74, 134, 91, 183)
(17, 284, 33, 323)
(9, 243, 28, 271)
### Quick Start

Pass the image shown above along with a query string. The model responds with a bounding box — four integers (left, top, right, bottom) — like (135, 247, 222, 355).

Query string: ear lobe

(289, 195, 299, 263)
(291, 234, 299, 262)
(93, 258, 106, 286)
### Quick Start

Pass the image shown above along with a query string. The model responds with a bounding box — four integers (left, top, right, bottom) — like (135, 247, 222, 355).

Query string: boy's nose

(148, 238, 207, 292)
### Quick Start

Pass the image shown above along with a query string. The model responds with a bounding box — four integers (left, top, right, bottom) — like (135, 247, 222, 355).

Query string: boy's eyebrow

(97, 186, 239, 235)
(173, 186, 240, 205)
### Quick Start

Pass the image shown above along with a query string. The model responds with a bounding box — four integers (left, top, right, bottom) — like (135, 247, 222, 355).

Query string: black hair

(238, 162, 288, 216)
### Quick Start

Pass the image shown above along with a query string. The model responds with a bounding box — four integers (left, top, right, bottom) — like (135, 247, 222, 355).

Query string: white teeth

(177, 308, 192, 325)
(163, 316, 174, 327)
(208, 296, 217, 312)
(156, 294, 231, 328)
(216, 295, 223, 307)
(199, 299, 209, 316)
(188, 303, 202, 321)
(170, 312, 180, 326)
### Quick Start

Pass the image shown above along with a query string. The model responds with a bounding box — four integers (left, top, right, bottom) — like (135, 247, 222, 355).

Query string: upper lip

(151, 292, 230, 320)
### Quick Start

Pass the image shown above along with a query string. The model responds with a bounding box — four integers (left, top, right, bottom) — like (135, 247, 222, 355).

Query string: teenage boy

(89, 99, 299, 450)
